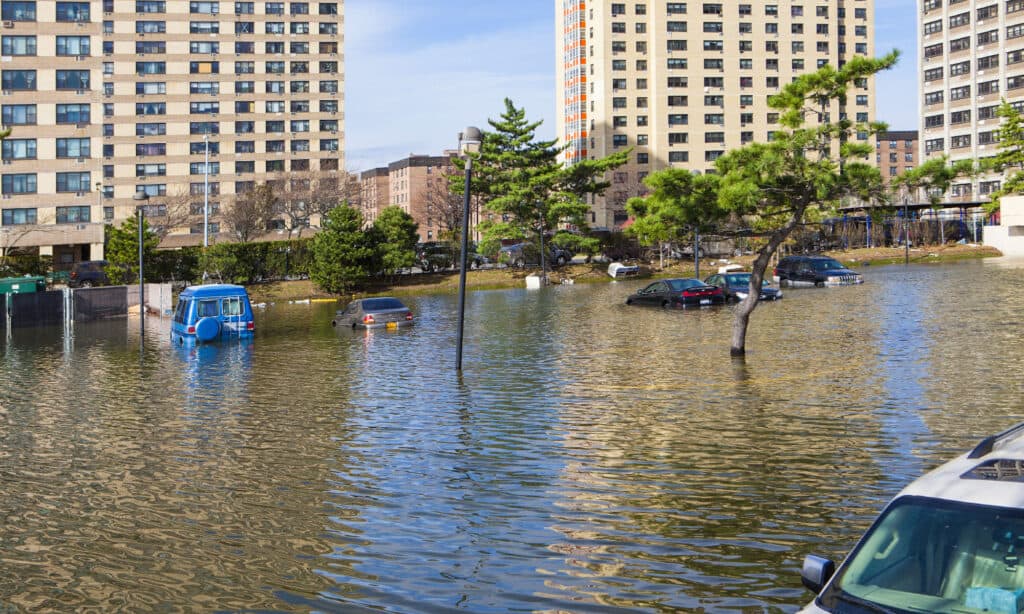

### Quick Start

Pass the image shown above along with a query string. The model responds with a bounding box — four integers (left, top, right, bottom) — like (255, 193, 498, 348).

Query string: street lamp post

(133, 190, 149, 342)
(903, 192, 910, 266)
(203, 133, 210, 248)
(455, 126, 482, 373)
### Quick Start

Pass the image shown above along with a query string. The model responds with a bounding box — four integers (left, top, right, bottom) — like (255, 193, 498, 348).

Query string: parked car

(798, 420, 1024, 614)
(773, 255, 863, 287)
(416, 243, 487, 272)
(704, 272, 782, 302)
(332, 297, 413, 330)
(68, 260, 110, 288)
(625, 278, 725, 308)
(498, 242, 573, 268)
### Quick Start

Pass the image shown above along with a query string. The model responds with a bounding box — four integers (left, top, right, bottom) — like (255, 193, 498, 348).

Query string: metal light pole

(903, 194, 910, 266)
(455, 126, 482, 373)
(203, 133, 210, 248)
(133, 190, 149, 342)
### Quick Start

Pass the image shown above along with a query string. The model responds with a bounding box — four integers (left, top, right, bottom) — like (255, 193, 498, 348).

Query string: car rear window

(666, 279, 704, 290)
(362, 298, 406, 310)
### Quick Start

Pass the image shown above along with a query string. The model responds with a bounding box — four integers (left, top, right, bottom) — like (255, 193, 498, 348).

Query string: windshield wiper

(832, 592, 899, 614)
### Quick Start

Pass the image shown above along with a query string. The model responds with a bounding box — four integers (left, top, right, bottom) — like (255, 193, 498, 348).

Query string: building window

(1, 69, 36, 91)
(668, 152, 689, 163)
(56, 206, 91, 223)
(1, 139, 35, 160)
(1, 207, 38, 223)
(2, 35, 36, 56)
(2, 104, 37, 125)
(2, 2, 37, 21)
(55, 2, 90, 22)
(136, 143, 166, 156)
(56, 138, 91, 158)
(56, 172, 91, 192)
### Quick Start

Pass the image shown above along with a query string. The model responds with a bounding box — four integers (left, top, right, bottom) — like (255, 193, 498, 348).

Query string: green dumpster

(0, 276, 46, 294)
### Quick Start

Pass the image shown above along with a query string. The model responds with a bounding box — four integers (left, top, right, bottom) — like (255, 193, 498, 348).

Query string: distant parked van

(171, 284, 255, 344)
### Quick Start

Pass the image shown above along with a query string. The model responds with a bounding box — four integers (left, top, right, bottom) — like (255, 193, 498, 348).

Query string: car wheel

(626, 298, 633, 305)
(661, 300, 670, 308)
(515, 258, 525, 268)
(470, 259, 479, 270)
(815, 281, 824, 288)
(556, 255, 567, 266)
(81, 280, 94, 288)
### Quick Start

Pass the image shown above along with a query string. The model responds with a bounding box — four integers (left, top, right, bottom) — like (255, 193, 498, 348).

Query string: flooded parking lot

(1, 259, 1022, 612)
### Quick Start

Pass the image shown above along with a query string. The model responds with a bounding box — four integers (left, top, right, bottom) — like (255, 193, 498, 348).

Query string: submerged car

(704, 272, 782, 302)
(171, 284, 255, 344)
(332, 297, 413, 329)
(625, 278, 725, 308)
(773, 255, 863, 287)
(799, 420, 1024, 614)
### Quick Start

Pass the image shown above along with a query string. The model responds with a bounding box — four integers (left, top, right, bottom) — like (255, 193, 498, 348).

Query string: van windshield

(820, 496, 1024, 614)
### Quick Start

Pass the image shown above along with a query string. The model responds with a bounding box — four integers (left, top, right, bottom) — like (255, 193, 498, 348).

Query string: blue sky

(345, 0, 919, 171)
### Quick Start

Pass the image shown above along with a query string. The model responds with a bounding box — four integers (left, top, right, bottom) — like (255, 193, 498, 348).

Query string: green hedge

(175, 239, 312, 284)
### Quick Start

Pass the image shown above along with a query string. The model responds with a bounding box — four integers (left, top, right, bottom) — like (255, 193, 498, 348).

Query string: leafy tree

(625, 169, 727, 266)
(371, 205, 419, 278)
(983, 100, 1024, 214)
(104, 212, 160, 285)
(715, 52, 899, 357)
(422, 165, 465, 241)
(226, 183, 276, 241)
(310, 205, 374, 294)
(455, 98, 628, 258)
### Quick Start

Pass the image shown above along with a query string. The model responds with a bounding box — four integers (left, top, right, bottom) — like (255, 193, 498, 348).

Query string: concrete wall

(983, 195, 1024, 257)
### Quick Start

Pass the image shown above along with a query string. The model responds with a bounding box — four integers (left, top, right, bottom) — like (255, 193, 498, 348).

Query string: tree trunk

(730, 214, 804, 357)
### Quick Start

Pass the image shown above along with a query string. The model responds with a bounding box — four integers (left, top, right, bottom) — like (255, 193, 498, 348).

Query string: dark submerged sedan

(625, 278, 725, 308)
(332, 297, 414, 329)
(704, 272, 782, 302)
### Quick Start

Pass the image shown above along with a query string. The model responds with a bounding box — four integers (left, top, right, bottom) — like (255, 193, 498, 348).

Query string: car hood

(819, 268, 859, 276)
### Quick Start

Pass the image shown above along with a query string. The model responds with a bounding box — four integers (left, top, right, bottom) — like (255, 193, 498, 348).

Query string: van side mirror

(800, 555, 836, 593)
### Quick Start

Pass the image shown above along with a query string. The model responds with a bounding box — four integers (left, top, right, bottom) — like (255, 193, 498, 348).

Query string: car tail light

(70, 271, 78, 279)
(363, 314, 375, 324)
(187, 325, 195, 334)
(773, 267, 779, 276)
(246, 321, 254, 331)
(405, 312, 413, 321)
(710, 287, 722, 295)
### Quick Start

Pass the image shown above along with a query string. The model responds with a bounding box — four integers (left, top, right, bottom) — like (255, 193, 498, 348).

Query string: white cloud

(344, 1, 555, 172)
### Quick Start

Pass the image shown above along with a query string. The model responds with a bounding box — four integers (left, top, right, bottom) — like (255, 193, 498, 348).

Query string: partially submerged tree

(371, 205, 419, 279)
(310, 205, 374, 294)
(716, 52, 899, 357)
(104, 212, 160, 284)
(455, 99, 628, 258)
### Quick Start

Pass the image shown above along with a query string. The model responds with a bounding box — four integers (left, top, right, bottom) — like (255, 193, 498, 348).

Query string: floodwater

(1, 258, 1023, 612)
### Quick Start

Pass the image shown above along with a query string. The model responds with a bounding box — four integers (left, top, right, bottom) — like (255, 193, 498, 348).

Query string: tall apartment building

(920, 0, 1021, 204)
(0, 0, 343, 265)
(556, 0, 875, 228)
(876, 130, 918, 184)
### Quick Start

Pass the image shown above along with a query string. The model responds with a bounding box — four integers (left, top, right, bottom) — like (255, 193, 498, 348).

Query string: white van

(799, 421, 1024, 614)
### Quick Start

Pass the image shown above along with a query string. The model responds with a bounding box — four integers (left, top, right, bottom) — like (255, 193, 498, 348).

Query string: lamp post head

(458, 126, 482, 156)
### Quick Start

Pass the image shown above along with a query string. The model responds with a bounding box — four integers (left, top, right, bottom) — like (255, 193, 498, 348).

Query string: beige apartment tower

(1, 0, 343, 265)
(919, 0, 1023, 204)
(556, 0, 876, 228)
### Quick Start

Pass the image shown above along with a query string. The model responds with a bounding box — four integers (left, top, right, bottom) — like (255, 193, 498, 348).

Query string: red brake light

(363, 314, 375, 324)
(187, 325, 195, 334)
(711, 288, 722, 295)
(246, 321, 254, 331)
(405, 312, 414, 321)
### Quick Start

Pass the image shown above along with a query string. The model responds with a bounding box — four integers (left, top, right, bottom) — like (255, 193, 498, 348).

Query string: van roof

(179, 284, 250, 299)
(899, 421, 1024, 509)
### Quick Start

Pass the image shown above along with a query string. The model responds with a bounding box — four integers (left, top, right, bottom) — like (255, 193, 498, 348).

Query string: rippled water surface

(2, 259, 1023, 612)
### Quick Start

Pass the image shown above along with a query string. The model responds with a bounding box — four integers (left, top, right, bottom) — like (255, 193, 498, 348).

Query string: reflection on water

(1, 259, 1022, 612)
